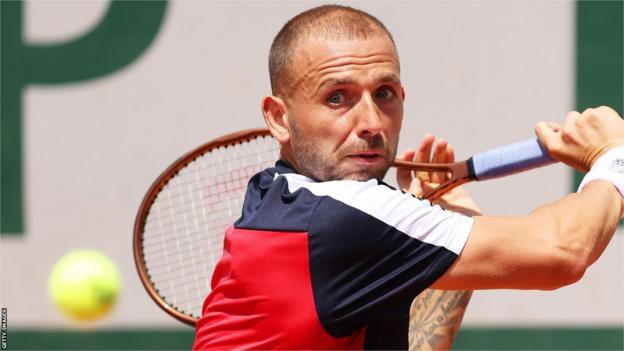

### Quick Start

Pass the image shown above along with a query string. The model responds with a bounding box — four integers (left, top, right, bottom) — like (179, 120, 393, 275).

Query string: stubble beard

(289, 118, 396, 182)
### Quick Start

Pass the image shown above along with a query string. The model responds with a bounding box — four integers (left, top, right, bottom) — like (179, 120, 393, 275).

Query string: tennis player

(193, 5, 623, 350)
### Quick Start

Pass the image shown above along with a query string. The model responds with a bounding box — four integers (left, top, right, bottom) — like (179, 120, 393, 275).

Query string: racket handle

(468, 138, 557, 181)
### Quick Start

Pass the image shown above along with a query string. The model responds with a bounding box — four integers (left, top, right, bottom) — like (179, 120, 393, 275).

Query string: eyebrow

(376, 73, 401, 84)
(316, 77, 356, 93)
(316, 73, 401, 93)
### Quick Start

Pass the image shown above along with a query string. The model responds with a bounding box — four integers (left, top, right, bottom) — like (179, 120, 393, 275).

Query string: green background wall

(7, 328, 623, 350)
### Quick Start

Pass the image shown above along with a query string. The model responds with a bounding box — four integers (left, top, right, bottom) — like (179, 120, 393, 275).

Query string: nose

(355, 94, 383, 139)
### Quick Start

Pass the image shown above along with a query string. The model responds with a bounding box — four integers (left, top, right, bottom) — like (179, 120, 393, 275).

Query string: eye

(327, 92, 346, 105)
(375, 87, 394, 101)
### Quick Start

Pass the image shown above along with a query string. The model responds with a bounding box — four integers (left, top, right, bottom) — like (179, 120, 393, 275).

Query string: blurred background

(1, 1, 622, 349)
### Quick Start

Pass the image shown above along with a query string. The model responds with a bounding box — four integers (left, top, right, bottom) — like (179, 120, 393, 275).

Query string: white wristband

(578, 146, 624, 198)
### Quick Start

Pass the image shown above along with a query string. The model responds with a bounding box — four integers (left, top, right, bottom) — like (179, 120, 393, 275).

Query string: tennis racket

(133, 128, 556, 326)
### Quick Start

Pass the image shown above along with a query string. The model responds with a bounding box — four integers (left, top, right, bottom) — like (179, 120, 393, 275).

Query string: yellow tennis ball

(49, 249, 121, 321)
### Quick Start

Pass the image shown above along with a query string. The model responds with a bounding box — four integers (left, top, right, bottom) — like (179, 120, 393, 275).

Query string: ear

(261, 95, 290, 143)
(401, 86, 406, 101)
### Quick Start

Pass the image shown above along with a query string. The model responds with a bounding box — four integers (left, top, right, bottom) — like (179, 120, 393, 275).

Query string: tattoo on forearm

(408, 289, 473, 351)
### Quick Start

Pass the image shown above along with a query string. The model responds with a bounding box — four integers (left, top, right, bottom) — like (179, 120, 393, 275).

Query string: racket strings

(141, 135, 279, 318)
(143, 161, 259, 218)
(144, 195, 247, 235)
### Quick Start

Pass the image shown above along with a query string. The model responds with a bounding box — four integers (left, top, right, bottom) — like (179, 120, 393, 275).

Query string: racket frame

(133, 128, 273, 326)
(392, 159, 474, 200)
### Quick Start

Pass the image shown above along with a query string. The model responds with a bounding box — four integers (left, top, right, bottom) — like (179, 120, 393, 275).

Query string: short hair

(269, 5, 396, 96)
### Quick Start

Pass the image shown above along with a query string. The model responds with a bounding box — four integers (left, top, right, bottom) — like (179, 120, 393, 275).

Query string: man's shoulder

(276, 172, 413, 203)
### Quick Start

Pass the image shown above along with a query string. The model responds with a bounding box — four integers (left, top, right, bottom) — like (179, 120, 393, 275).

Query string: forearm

(408, 289, 472, 351)
(431, 179, 622, 290)
(532, 180, 623, 268)
(406, 188, 478, 350)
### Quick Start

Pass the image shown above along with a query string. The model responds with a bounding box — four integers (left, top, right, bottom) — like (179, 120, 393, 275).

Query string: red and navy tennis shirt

(193, 160, 473, 349)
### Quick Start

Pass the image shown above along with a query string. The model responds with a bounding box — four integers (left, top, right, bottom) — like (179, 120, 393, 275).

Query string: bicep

(431, 181, 622, 290)
(430, 214, 569, 290)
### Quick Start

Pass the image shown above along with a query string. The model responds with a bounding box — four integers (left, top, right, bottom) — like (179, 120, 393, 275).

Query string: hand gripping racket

(133, 128, 557, 326)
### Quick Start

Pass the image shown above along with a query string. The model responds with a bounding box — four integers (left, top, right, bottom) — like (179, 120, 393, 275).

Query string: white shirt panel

(277, 173, 473, 255)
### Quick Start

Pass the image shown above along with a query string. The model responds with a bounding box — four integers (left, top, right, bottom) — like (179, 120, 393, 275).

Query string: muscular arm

(404, 106, 624, 349)
(430, 106, 624, 290)
(408, 290, 472, 351)
(433, 179, 623, 290)
(408, 189, 480, 351)
(398, 137, 480, 350)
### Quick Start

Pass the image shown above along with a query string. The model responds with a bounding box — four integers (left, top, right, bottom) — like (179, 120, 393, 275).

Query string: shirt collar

(275, 159, 297, 174)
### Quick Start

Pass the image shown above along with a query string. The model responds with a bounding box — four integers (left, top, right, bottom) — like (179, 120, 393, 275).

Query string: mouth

(346, 151, 385, 165)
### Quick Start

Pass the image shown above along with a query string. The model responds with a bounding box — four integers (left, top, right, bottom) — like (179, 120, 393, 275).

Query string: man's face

(282, 35, 404, 181)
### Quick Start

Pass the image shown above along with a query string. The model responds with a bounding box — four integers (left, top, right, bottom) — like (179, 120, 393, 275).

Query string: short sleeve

(283, 176, 472, 337)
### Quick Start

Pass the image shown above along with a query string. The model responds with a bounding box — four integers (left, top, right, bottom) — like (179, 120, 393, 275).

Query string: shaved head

(268, 5, 397, 97)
